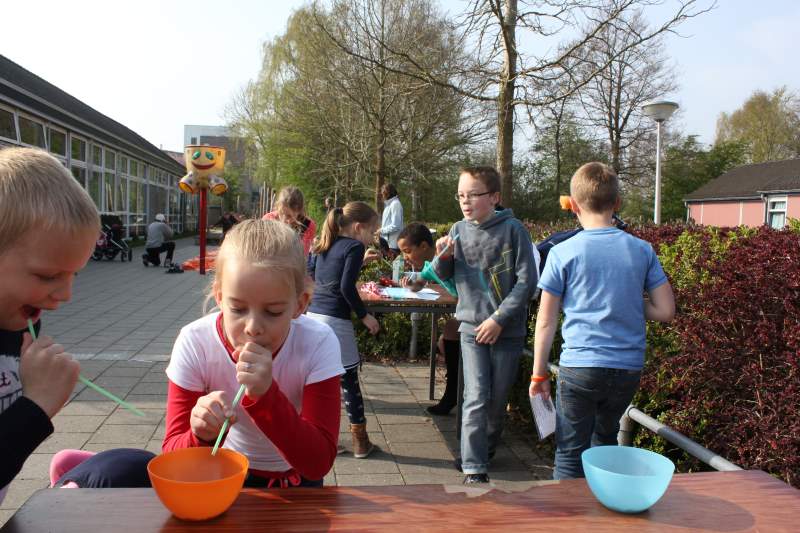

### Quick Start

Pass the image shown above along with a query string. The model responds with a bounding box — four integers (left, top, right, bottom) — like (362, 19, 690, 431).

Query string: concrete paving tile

(16, 453, 53, 481)
(382, 424, 443, 444)
(121, 394, 167, 410)
(104, 409, 164, 425)
(58, 401, 118, 416)
(129, 381, 168, 395)
(334, 473, 405, 486)
(333, 451, 400, 475)
(88, 424, 157, 444)
(73, 386, 131, 402)
(100, 365, 151, 377)
(0, 480, 48, 510)
(0, 510, 16, 527)
(389, 442, 455, 463)
(145, 440, 163, 454)
(139, 372, 168, 382)
(375, 411, 431, 425)
(35, 433, 91, 453)
(52, 415, 107, 433)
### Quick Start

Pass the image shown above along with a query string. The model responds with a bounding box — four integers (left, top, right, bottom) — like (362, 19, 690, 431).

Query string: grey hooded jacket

(433, 208, 537, 338)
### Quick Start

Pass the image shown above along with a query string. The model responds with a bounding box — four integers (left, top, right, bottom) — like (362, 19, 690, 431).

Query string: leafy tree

(716, 87, 800, 163)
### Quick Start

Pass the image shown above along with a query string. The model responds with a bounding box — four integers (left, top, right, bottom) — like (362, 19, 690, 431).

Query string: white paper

(530, 394, 556, 440)
(381, 287, 441, 300)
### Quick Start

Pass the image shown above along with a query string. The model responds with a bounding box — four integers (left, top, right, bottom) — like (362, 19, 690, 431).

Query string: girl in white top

(164, 219, 344, 487)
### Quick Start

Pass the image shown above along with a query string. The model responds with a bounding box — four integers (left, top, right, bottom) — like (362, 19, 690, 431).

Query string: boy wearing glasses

(434, 166, 536, 484)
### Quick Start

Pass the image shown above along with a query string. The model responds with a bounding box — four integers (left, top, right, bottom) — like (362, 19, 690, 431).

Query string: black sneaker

(141, 254, 149, 267)
(426, 401, 455, 416)
(463, 473, 490, 484)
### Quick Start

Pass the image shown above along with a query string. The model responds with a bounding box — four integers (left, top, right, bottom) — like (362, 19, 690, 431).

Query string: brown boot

(350, 423, 374, 459)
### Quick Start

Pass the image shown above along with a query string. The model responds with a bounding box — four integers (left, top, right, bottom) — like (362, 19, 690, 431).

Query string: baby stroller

(92, 223, 133, 262)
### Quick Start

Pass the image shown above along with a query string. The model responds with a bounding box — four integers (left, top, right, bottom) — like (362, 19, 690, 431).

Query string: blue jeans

(554, 366, 641, 480)
(460, 333, 524, 475)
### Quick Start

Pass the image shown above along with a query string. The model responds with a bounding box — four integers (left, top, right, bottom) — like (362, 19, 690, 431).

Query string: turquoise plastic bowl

(581, 445, 675, 513)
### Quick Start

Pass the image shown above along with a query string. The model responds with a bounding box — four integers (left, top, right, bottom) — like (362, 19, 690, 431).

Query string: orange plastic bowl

(147, 447, 248, 521)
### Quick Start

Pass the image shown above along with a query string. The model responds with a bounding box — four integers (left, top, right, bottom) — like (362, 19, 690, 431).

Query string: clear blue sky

(1, 0, 798, 151)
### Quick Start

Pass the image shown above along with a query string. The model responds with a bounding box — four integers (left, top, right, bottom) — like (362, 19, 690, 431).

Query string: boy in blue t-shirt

(529, 162, 675, 480)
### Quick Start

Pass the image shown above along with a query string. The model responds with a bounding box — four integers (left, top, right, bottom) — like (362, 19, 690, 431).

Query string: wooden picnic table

(2, 470, 797, 531)
(358, 282, 457, 400)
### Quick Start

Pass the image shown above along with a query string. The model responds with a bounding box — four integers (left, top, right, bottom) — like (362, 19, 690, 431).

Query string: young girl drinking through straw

(163, 218, 344, 487)
(307, 202, 380, 458)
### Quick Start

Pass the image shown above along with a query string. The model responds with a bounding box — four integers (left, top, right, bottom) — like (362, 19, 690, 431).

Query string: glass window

(18, 116, 46, 147)
(130, 160, 138, 177)
(0, 108, 16, 140)
(129, 181, 138, 213)
(117, 177, 126, 212)
(137, 181, 145, 213)
(104, 173, 115, 212)
(118, 156, 128, 175)
(105, 150, 115, 170)
(71, 166, 86, 188)
(71, 137, 86, 161)
(92, 145, 102, 166)
(48, 129, 67, 157)
(769, 212, 786, 229)
(88, 171, 102, 209)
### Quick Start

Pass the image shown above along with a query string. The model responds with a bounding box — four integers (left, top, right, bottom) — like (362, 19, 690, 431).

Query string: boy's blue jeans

(460, 333, 524, 475)
(554, 366, 641, 480)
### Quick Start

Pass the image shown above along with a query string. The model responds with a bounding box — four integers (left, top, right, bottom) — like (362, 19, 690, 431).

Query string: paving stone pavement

(1, 238, 553, 526)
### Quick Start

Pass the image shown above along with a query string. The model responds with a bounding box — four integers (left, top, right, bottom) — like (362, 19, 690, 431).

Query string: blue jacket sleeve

(432, 225, 457, 281)
(340, 242, 368, 319)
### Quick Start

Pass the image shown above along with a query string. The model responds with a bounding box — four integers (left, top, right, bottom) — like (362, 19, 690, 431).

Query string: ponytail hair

(314, 201, 378, 254)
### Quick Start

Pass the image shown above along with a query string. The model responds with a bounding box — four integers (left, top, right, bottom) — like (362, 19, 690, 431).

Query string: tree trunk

(496, 0, 517, 208)
(375, 131, 386, 211)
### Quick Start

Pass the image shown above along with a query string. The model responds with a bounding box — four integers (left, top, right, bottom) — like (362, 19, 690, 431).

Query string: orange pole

(199, 187, 207, 275)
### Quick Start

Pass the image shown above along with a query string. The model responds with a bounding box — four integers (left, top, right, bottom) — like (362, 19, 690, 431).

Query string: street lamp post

(641, 100, 679, 224)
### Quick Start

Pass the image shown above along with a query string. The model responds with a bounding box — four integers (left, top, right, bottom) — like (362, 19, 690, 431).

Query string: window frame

(767, 195, 788, 229)
(0, 103, 18, 143)
(47, 125, 68, 158)
(17, 113, 47, 149)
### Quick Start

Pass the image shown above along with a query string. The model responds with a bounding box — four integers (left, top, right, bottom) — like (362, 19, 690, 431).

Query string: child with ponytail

(307, 202, 380, 459)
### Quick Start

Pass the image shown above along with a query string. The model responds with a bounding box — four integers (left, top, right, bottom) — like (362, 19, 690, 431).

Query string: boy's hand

(529, 379, 551, 399)
(401, 275, 425, 292)
(361, 314, 380, 335)
(191, 390, 237, 443)
(235, 342, 273, 400)
(474, 317, 503, 344)
(19, 333, 80, 418)
(435, 236, 455, 259)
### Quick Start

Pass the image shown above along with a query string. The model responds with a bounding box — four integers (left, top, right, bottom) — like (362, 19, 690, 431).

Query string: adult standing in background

(263, 186, 317, 256)
(378, 183, 403, 258)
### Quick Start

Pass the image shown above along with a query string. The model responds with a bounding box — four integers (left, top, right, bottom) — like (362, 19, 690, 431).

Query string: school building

(0, 54, 194, 237)
(685, 158, 800, 228)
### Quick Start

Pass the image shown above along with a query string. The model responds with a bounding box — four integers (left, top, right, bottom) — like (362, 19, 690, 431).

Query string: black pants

(145, 242, 175, 266)
(439, 339, 460, 408)
(341, 366, 366, 424)
(55, 448, 156, 488)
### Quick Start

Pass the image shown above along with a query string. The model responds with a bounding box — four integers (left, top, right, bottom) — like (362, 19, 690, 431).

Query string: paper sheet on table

(381, 287, 441, 300)
(530, 394, 556, 440)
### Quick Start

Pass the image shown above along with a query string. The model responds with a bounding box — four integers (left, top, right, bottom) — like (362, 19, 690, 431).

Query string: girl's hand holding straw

(234, 341, 273, 399)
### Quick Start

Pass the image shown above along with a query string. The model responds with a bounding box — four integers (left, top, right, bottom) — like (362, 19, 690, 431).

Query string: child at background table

(0, 147, 99, 503)
(307, 202, 381, 459)
(433, 166, 537, 484)
(529, 162, 675, 479)
(263, 186, 317, 256)
(397, 222, 460, 416)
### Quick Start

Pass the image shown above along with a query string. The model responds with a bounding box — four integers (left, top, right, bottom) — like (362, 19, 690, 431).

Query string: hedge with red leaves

(633, 226, 800, 487)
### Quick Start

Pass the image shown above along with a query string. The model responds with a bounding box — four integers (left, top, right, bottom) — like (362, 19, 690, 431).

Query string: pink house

(685, 159, 800, 228)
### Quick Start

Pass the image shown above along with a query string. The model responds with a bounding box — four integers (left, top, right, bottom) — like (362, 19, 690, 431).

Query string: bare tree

(576, 9, 678, 184)
(314, 0, 712, 208)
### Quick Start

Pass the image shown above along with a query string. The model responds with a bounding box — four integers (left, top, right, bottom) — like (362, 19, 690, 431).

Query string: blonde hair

(0, 147, 99, 251)
(314, 201, 378, 254)
(275, 186, 305, 216)
(570, 162, 620, 213)
(206, 219, 307, 311)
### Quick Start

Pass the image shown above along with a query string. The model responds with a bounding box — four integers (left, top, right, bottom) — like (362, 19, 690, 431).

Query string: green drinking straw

(211, 383, 246, 456)
(27, 319, 145, 417)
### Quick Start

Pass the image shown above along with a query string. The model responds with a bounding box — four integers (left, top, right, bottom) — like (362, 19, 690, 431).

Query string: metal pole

(199, 188, 207, 275)
(654, 120, 663, 224)
(625, 406, 742, 472)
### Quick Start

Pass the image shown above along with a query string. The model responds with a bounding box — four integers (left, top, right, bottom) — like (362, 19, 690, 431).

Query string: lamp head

(641, 100, 679, 123)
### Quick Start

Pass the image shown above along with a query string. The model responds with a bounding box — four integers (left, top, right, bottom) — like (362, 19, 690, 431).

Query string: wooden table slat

(3, 471, 798, 532)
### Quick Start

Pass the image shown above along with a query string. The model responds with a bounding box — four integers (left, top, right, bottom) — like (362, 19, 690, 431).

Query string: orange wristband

(530, 374, 549, 383)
